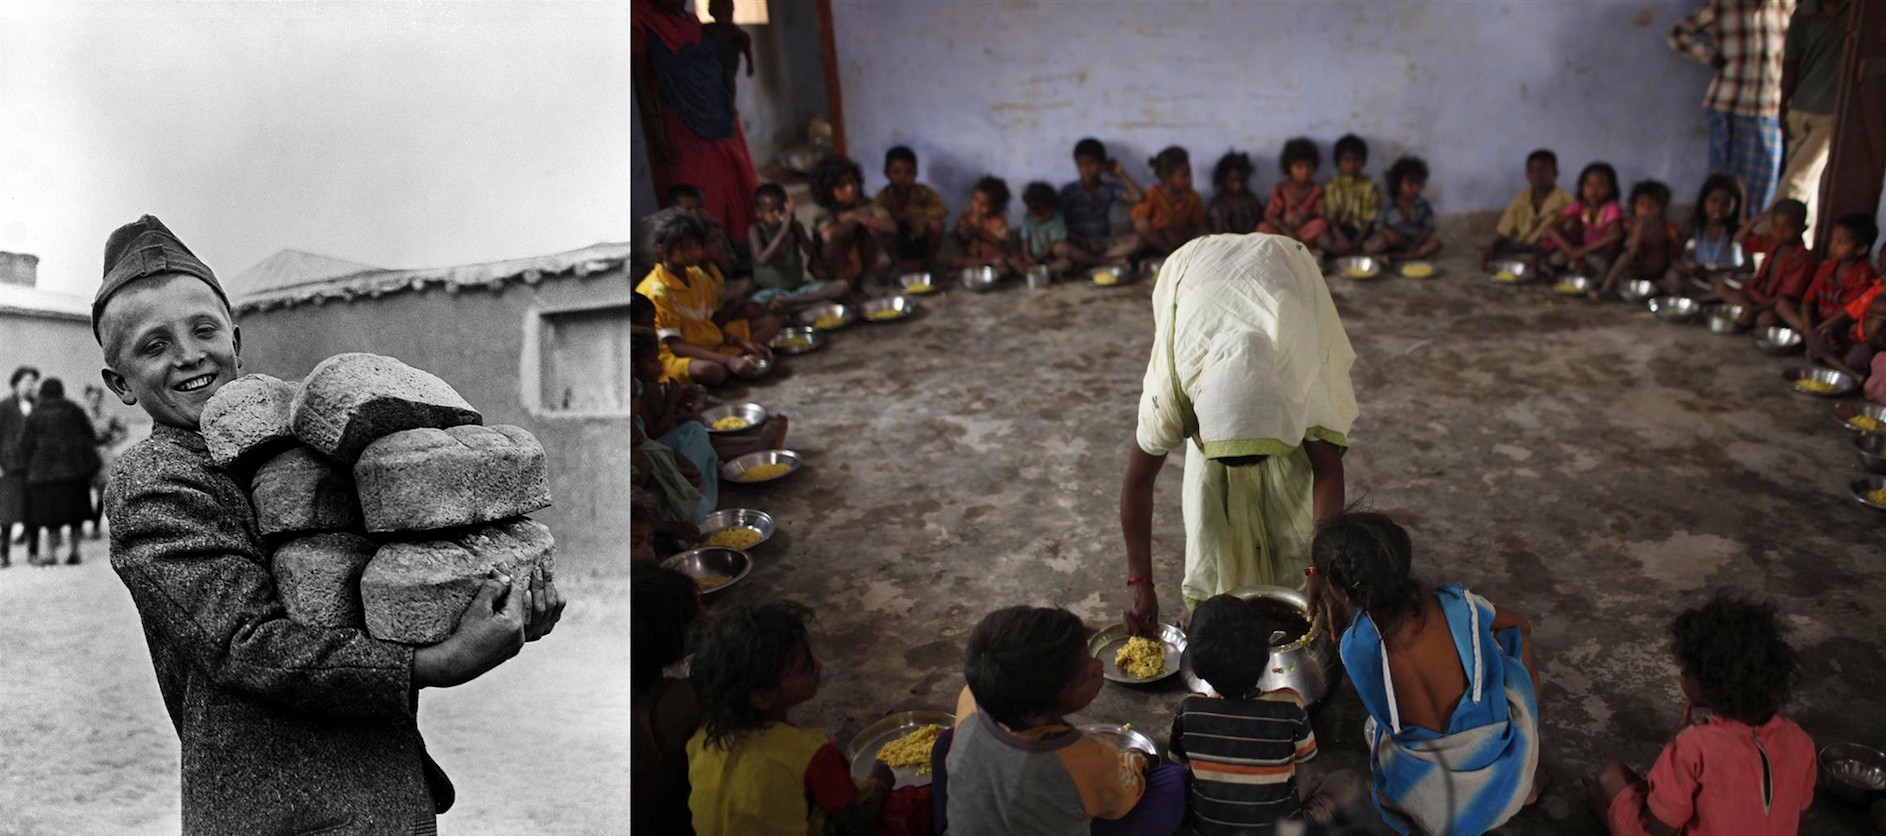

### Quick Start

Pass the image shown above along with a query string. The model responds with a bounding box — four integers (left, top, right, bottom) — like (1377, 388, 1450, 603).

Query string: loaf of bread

(359, 518, 555, 644)
(289, 353, 481, 463)
(271, 532, 375, 628)
(250, 446, 360, 537)
(354, 425, 551, 534)
(200, 374, 298, 470)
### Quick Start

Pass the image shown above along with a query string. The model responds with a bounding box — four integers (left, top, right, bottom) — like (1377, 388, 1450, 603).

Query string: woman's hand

(1125, 582, 1160, 637)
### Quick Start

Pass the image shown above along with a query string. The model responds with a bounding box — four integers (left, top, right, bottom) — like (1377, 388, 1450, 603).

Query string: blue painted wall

(831, 0, 1718, 224)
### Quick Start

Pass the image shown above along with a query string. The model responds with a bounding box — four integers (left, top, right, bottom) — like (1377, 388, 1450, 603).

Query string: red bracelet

(1304, 566, 1319, 578)
(1126, 576, 1152, 587)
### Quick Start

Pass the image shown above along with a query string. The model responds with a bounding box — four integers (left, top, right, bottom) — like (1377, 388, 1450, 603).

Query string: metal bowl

(1077, 723, 1159, 759)
(1618, 279, 1658, 304)
(1179, 585, 1340, 705)
(1649, 296, 1704, 323)
(861, 295, 918, 323)
(1333, 255, 1386, 280)
(661, 546, 752, 596)
(734, 353, 773, 379)
(1855, 433, 1886, 476)
(697, 507, 777, 549)
(1821, 743, 1886, 805)
(1784, 366, 1859, 398)
(1755, 326, 1804, 355)
(846, 709, 954, 789)
(699, 402, 768, 434)
(1835, 402, 1886, 434)
(801, 303, 855, 331)
(1088, 264, 1132, 288)
(959, 265, 1000, 292)
(1089, 622, 1186, 684)
(1024, 263, 1052, 288)
(899, 271, 938, 295)
(1705, 304, 1748, 334)
(720, 449, 803, 484)
(1550, 275, 1594, 296)
(1398, 260, 1439, 279)
(1853, 477, 1886, 512)
(771, 326, 823, 355)
(1486, 258, 1531, 284)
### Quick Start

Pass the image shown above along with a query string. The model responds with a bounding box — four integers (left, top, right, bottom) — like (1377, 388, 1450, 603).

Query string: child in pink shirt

(1547, 162, 1624, 276)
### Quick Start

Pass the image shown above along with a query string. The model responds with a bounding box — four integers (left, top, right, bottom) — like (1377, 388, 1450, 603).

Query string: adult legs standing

(1710, 109, 1784, 214)
(1778, 110, 1835, 237)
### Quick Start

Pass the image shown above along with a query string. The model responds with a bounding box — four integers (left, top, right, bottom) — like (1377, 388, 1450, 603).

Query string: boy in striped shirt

(1169, 594, 1358, 834)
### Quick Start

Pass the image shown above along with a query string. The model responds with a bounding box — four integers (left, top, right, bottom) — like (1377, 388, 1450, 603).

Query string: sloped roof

(227, 249, 385, 301)
(0, 283, 91, 323)
(233, 242, 633, 313)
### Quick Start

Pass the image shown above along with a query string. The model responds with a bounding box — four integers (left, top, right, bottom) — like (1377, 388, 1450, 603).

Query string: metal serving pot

(1182, 584, 1343, 705)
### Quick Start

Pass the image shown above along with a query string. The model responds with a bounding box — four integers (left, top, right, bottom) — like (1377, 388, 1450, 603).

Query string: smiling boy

(94, 215, 561, 834)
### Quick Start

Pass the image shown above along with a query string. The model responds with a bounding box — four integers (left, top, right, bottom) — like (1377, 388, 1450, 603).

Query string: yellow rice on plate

(1401, 263, 1435, 278)
(739, 462, 793, 482)
(711, 415, 751, 431)
(866, 308, 902, 321)
(1114, 636, 1165, 679)
(1796, 378, 1838, 394)
(1846, 415, 1881, 432)
(1869, 488, 1886, 506)
(704, 527, 763, 549)
(1494, 270, 1519, 283)
(1092, 271, 1120, 286)
(695, 575, 732, 591)
(876, 724, 942, 774)
(813, 314, 847, 330)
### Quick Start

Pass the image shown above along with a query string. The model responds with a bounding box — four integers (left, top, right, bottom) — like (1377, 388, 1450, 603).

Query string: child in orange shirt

(1718, 200, 1815, 328)
(634, 208, 778, 386)
(1132, 146, 1204, 258)
(1784, 214, 1878, 336)
(952, 176, 1018, 275)
(1258, 138, 1329, 254)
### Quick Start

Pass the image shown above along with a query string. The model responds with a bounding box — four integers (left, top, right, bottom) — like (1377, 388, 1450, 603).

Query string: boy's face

(664, 239, 707, 268)
(969, 190, 994, 216)
(1075, 155, 1102, 183)
(756, 197, 785, 225)
(1827, 225, 1858, 262)
(1337, 151, 1364, 177)
(1166, 165, 1193, 192)
(1581, 172, 1607, 205)
(675, 194, 705, 215)
(98, 274, 241, 430)
(633, 350, 664, 383)
(1055, 653, 1105, 714)
(1633, 194, 1663, 219)
(1223, 169, 1248, 194)
(1772, 212, 1803, 241)
(885, 158, 916, 188)
(832, 176, 859, 206)
(1703, 188, 1734, 222)
(1028, 205, 1053, 221)
(11, 373, 37, 401)
(1526, 159, 1556, 189)
(1289, 160, 1314, 183)
(1398, 177, 1424, 201)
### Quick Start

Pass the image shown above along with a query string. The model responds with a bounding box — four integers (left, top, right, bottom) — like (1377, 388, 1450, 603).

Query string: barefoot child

(1678, 173, 1748, 281)
(749, 184, 847, 312)
(1366, 156, 1440, 260)
(875, 146, 949, 270)
(1320, 134, 1382, 257)
(808, 155, 896, 293)
(1020, 181, 1078, 275)
(1485, 149, 1573, 265)
(637, 208, 779, 386)
(1546, 162, 1624, 276)
(1784, 214, 1878, 338)
(1717, 200, 1814, 329)
(1061, 137, 1146, 261)
(1597, 180, 1681, 299)
(1207, 151, 1262, 234)
(952, 176, 1019, 275)
(92, 215, 562, 832)
(1132, 146, 1205, 257)
(687, 601, 897, 835)
(1588, 594, 1816, 836)
(1258, 138, 1329, 253)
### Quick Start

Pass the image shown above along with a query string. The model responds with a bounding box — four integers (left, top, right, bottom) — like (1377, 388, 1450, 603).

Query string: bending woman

(1120, 233, 1356, 634)
(1313, 512, 1545, 835)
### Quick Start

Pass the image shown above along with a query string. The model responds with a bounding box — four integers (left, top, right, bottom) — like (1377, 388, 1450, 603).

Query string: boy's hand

(727, 355, 757, 376)
(523, 564, 566, 642)
(736, 337, 772, 360)
(414, 570, 528, 687)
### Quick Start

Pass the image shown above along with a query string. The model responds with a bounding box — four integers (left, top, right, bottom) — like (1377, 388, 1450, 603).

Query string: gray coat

(106, 424, 453, 835)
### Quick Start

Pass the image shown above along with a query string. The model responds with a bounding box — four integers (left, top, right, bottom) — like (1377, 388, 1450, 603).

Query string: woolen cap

(92, 214, 231, 344)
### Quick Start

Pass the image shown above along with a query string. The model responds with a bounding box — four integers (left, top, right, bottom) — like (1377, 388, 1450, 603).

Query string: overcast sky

(0, 0, 628, 299)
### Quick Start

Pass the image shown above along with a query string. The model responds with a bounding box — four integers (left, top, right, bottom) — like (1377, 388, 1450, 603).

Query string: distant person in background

(875, 146, 949, 271)
(0, 366, 39, 566)
(18, 378, 99, 566)
(701, 0, 753, 104)
(82, 383, 128, 540)
(634, 0, 761, 241)
(1779, 0, 1848, 238)
(1206, 151, 1262, 235)
(1669, 0, 1790, 213)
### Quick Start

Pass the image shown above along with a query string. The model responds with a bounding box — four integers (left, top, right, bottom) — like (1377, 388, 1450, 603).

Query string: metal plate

(801, 303, 855, 331)
(1783, 367, 1858, 399)
(1835, 401, 1886, 434)
(696, 508, 776, 549)
(1088, 265, 1134, 288)
(720, 449, 803, 484)
(846, 710, 954, 789)
(1078, 723, 1159, 759)
(699, 402, 768, 435)
(1332, 255, 1386, 280)
(660, 546, 752, 596)
(861, 295, 918, 323)
(1853, 478, 1886, 512)
(1089, 622, 1186, 684)
(771, 327, 823, 355)
(1398, 261, 1439, 279)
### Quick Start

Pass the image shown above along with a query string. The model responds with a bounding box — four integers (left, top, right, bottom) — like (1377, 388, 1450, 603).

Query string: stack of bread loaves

(200, 353, 554, 644)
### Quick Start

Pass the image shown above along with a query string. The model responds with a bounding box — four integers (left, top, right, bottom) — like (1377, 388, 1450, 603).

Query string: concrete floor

(702, 231, 1886, 834)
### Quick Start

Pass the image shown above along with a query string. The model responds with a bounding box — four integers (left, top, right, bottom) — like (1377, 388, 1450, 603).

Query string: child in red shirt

(1783, 214, 1879, 335)
(1588, 594, 1816, 836)
(1718, 200, 1815, 329)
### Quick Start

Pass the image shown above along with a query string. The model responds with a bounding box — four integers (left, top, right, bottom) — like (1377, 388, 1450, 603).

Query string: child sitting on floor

(1546, 162, 1624, 276)
(1172, 594, 1360, 834)
(635, 208, 778, 386)
(1020, 181, 1079, 275)
(808, 155, 895, 293)
(1258, 137, 1328, 253)
(875, 145, 949, 271)
(1321, 133, 1382, 257)
(937, 605, 1186, 836)
(1132, 146, 1204, 258)
(1485, 149, 1573, 265)
(1807, 225, 1885, 379)
(631, 561, 705, 833)
(1597, 180, 1681, 299)
(748, 183, 848, 312)
(670, 184, 739, 278)
(952, 176, 1018, 275)
(1786, 214, 1879, 338)
(1679, 173, 1748, 282)
(687, 601, 895, 835)
(1207, 151, 1262, 235)
(1366, 156, 1440, 260)
(1718, 199, 1815, 329)
(1588, 594, 1816, 836)
(1061, 137, 1146, 261)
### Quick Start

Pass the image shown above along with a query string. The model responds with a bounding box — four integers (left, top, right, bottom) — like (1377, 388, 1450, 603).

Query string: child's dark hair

(1311, 512, 1424, 638)
(1576, 162, 1620, 204)
(1147, 146, 1190, 182)
(690, 601, 816, 748)
(1671, 593, 1797, 726)
(1385, 156, 1429, 196)
(1833, 213, 1879, 253)
(1073, 137, 1107, 163)
(1333, 134, 1368, 165)
(646, 208, 708, 256)
(1022, 181, 1059, 213)
(1212, 151, 1254, 190)
(1188, 595, 1268, 698)
(809, 155, 865, 208)
(631, 326, 661, 360)
(1690, 172, 1746, 236)
(666, 183, 703, 205)
(9, 366, 39, 388)
(631, 291, 655, 325)
(1772, 198, 1809, 230)
(1628, 179, 1672, 212)
(973, 176, 1012, 215)
(1525, 148, 1558, 171)
(885, 145, 917, 169)
(38, 377, 64, 400)
(755, 182, 788, 207)
(1280, 137, 1320, 173)
(630, 562, 703, 693)
(964, 606, 1087, 729)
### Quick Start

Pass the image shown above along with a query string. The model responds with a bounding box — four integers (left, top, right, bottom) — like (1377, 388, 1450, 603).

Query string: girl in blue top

(1680, 173, 1748, 284)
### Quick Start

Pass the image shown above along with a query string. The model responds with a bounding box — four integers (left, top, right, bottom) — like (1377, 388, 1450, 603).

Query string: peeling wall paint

(831, 0, 1715, 224)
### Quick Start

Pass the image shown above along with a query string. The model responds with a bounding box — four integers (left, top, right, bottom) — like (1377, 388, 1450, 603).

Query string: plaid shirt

(1668, 0, 1792, 116)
